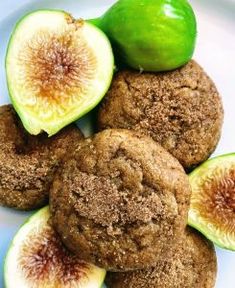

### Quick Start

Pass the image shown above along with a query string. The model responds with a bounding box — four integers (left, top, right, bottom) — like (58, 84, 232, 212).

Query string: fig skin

(188, 153, 235, 251)
(90, 0, 197, 72)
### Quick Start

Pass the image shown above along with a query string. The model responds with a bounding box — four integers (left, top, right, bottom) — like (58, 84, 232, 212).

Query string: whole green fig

(90, 0, 197, 72)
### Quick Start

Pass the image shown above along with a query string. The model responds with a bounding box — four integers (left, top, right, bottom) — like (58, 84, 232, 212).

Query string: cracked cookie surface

(50, 129, 191, 271)
(106, 227, 217, 288)
(0, 105, 84, 210)
(98, 61, 224, 171)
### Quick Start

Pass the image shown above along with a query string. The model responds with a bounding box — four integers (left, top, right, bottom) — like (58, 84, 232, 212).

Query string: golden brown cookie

(106, 227, 217, 288)
(0, 105, 84, 210)
(98, 60, 224, 171)
(50, 129, 191, 271)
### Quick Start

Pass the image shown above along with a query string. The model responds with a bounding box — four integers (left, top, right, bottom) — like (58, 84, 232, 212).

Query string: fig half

(188, 153, 235, 251)
(6, 10, 114, 136)
(4, 206, 106, 288)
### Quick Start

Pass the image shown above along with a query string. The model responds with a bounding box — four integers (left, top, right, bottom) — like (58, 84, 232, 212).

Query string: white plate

(0, 0, 235, 287)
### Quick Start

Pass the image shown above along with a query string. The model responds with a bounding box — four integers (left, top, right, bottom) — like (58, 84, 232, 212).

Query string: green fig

(90, 0, 197, 72)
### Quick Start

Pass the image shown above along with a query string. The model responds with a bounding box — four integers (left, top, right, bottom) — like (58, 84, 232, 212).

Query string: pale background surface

(0, 0, 235, 287)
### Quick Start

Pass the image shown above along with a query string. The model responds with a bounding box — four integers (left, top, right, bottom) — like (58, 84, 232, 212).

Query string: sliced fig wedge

(188, 153, 235, 251)
(4, 206, 106, 288)
(6, 10, 114, 136)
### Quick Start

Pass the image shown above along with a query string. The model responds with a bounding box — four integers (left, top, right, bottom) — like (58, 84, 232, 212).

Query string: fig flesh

(4, 206, 106, 288)
(6, 10, 114, 136)
(188, 154, 235, 251)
